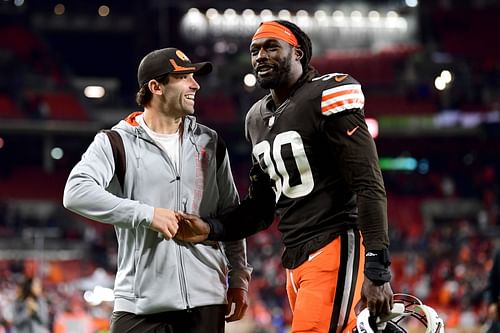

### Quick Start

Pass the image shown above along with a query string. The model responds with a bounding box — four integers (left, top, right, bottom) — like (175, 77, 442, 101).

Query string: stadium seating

(37, 91, 89, 121)
(0, 94, 24, 119)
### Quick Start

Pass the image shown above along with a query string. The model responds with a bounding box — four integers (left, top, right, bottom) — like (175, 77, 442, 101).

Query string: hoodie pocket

(154, 241, 179, 276)
(187, 242, 228, 276)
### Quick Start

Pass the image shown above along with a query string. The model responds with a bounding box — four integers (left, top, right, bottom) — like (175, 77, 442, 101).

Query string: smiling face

(250, 38, 297, 90)
(159, 73, 200, 117)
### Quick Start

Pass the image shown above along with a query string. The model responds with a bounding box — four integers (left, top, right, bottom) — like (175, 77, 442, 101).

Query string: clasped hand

(149, 208, 210, 242)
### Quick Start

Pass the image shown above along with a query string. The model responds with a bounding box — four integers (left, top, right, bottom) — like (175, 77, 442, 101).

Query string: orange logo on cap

(175, 50, 190, 62)
(169, 59, 195, 72)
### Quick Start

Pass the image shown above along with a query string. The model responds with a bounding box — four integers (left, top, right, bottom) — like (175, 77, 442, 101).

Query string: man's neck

(142, 109, 182, 134)
(270, 67, 303, 107)
(270, 89, 288, 108)
(271, 80, 299, 107)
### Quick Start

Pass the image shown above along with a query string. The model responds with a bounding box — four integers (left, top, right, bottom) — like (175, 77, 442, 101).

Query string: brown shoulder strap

(102, 130, 126, 191)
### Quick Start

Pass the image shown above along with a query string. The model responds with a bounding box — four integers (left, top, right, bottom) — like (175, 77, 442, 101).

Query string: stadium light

(405, 0, 418, 7)
(365, 118, 379, 138)
(54, 4, 65, 15)
(434, 76, 446, 91)
(441, 70, 452, 83)
(260, 9, 273, 21)
(223, 8, 237, 17)
(50, 147, 64, 160)
(314, 10, 328, 22)
(278, 9, 292, 20)
(242, 9, 255, 18)
(98, 5, 110, 17)
(243, 73, 257, 88)
(434, 70, 453, 91)
(206, 8, 219, 20)
(368, 10, 380, 21)
(181, 7, 415, 47)
(84, 85, 106, 98)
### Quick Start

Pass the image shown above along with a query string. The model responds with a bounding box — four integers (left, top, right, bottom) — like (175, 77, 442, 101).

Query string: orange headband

(252, 21, 298, 47)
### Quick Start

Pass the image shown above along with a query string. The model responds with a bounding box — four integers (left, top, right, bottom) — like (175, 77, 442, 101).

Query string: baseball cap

(137, 48, 212, 87)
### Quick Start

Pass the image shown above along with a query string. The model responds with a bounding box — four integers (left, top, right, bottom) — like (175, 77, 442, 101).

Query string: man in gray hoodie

(63, 47, 252, 333)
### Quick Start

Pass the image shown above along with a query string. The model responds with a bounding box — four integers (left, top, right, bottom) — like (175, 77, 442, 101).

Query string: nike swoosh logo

(335, 74, 348, 82)
(347, 126, 359, 136)
(308, 250, 323, 261)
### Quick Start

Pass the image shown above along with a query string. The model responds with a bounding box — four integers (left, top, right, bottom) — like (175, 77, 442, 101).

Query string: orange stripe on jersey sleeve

(321, 88, 362, 102)
(321, 98, 365, 114)
(321, 84, 364, 115)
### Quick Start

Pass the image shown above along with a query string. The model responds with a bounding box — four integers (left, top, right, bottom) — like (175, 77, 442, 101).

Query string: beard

(254, 52, 293, 90)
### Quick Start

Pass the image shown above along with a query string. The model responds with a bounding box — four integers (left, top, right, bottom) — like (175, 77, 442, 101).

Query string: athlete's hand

(361, 278, 393, 318)
(149, 208, 179, 240)
(225, 288, 249, 322)
(175, 212, 210, 242)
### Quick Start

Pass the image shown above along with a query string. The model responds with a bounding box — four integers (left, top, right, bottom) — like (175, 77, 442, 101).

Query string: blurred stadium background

(1, 0, 499, 332)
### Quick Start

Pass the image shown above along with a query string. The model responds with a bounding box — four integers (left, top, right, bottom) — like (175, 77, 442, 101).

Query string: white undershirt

(136, 114, 180, 170)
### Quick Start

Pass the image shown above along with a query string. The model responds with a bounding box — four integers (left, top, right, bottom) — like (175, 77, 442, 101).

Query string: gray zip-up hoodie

(63, 112, 252, 314)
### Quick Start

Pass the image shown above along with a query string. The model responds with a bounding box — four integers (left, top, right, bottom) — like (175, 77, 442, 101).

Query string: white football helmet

(356, 293, 445, 333)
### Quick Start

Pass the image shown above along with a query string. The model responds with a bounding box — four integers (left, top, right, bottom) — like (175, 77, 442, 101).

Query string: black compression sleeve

(205, 164, 276, 241)
(205, 193, 275, 241)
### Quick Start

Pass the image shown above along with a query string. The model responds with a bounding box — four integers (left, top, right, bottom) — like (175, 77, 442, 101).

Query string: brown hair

(135, 74, 170, 107)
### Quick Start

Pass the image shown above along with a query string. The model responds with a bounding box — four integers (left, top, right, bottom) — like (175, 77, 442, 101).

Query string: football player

(177, 20, 393, 333)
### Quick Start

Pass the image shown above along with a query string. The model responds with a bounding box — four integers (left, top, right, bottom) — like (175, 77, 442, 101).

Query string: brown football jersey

(245, 73, 388, 268)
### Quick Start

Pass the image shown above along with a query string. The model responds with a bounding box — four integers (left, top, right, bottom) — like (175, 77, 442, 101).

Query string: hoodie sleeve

(63, 131, 154, 228)
(215, 136, 253, 290)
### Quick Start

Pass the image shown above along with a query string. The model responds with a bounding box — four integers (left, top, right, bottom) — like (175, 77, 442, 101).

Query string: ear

(147, 80, 163, 96)
(294, 47, 304, 61)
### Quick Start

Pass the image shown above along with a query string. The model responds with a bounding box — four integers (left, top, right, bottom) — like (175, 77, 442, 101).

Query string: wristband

(364, 264, 391, 285)
(365, 249, 391, 266)
(364, 249, 391, 285)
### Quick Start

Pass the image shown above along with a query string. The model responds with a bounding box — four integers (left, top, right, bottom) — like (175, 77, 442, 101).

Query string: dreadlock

(273, 20, 319, 89)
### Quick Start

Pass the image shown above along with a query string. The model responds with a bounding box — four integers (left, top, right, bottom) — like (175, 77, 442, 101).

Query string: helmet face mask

(356, 294, 445, 333)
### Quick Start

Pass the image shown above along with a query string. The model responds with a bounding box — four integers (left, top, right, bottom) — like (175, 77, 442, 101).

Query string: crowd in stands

(0, 157, 498, 332)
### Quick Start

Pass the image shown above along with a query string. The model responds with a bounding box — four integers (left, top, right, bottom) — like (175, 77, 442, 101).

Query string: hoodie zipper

(130, 119, 194, 309)
(136, 122, 192, 310)
(178, 197, 191, 311)
(138, 118, 197, 310)
(176, 130, 192, 311)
